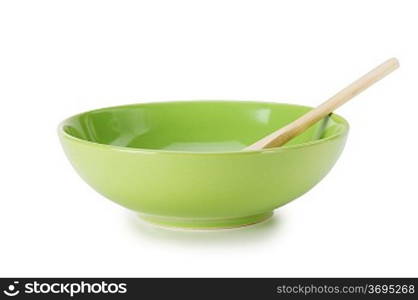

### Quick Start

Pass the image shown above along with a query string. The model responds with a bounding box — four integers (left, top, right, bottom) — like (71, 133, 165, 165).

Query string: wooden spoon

(245, 58, 399, 150)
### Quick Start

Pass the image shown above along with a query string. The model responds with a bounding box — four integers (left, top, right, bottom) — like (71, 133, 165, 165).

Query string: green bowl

(59, 101, 349, 229)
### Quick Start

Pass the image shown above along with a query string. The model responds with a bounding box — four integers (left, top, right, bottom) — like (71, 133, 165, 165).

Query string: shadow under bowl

(59, 100, 349, 229)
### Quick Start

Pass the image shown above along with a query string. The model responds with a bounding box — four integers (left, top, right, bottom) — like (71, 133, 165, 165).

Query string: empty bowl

(59, 101, 349, 229)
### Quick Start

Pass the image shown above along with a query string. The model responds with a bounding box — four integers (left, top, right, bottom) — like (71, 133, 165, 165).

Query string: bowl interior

(61, 101, 348, 152)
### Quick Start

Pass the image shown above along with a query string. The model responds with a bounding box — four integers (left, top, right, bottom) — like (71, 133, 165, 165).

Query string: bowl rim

(58, 100, 349, 155)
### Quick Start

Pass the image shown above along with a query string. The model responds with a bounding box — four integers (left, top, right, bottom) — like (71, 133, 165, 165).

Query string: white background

(1, 0, 417, 277)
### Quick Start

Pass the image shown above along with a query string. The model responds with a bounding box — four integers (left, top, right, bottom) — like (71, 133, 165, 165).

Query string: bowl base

(138, 212, 273, 230)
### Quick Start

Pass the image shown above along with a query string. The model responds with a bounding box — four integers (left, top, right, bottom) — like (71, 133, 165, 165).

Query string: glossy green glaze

(59, 101, 349, 229)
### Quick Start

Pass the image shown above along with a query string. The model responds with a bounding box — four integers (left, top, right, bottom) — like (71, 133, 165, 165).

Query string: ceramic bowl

(59, 101, 349, 229)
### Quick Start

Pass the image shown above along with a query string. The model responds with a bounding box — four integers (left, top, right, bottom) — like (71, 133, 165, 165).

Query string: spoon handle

(245, 57, 399, 150)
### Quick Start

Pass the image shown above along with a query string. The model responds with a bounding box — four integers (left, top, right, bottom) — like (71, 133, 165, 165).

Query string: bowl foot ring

(138, 211, 273, 230)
